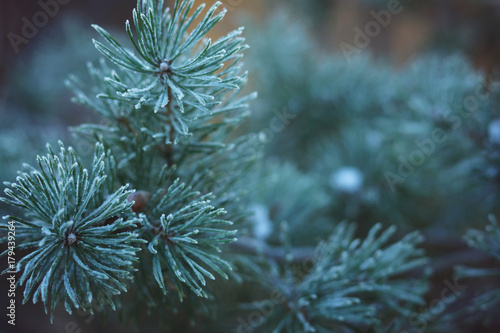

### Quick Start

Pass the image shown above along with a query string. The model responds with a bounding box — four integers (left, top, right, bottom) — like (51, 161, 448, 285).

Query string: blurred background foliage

(1, 0, 500, 332)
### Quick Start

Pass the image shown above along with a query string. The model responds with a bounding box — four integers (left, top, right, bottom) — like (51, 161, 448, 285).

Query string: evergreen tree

(1, 0, 499, 332)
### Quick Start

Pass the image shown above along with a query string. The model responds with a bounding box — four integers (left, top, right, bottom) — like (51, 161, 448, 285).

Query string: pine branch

(240, 222, 429, 333)
(59, 1, 253, 309)
(447, 215, 500, 327)
(137, 177, 237, 299)
(91, 0, 248, 114)
(0, 142, 144, 321)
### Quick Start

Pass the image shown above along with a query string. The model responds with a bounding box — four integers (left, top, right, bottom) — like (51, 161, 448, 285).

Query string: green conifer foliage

(1, 143, 143, 321)
(3, 0, 499, 332)
(1, 0, 254, 324)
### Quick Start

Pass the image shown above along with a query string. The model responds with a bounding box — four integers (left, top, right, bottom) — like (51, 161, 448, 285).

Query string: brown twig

(229, 236, 315, 263)
(165, 84, 175, 167)
(119, 116, 137, 135)
(230, 231, 492, 274)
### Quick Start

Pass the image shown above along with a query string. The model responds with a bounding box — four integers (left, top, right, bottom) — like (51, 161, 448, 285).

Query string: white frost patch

(488, 119, 500, 144)
(330, 167, 364, 193)
(250, 204, 273, 240)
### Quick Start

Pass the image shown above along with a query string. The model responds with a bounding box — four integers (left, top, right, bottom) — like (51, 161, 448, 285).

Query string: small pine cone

(128, 191, 152, 213)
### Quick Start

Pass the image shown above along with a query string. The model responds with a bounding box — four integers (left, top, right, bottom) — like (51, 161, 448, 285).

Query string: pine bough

(0, 0, 432, 331)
